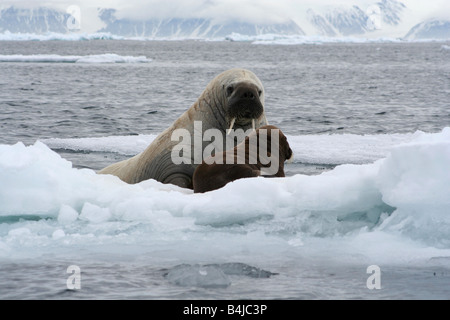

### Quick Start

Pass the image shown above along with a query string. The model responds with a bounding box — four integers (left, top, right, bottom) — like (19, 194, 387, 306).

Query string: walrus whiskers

(227, 118, 236, 135)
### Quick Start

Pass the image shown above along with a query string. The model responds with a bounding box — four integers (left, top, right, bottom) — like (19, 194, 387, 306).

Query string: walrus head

(250, 125, 294, 164)
(226, 81, 264, 129)
(210, 68, 268, 134)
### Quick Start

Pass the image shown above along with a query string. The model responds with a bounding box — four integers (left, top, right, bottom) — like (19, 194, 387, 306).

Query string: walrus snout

(228, 83, 262, 106)
(227, 83, 264, 125)
(237, 87, 259, 101)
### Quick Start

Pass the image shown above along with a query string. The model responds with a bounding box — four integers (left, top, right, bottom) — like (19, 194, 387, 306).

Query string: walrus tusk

(227, 118, 236, 135)
(263, 114, 269, 125)
(252, 119, 256, 131)
(287, 151, 294, 164)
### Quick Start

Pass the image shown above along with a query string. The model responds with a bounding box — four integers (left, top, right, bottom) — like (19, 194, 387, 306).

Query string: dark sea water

(0, 40, 449, 300)
(1, 40, 449, 169)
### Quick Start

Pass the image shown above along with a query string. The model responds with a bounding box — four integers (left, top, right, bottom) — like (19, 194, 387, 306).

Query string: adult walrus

(192, 125, 293, 193)
(98, 68, 268, 189)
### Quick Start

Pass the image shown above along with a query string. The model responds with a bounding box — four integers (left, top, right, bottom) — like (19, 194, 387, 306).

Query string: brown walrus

(193, 125, 293, 193)
(98, 68, 268, 189)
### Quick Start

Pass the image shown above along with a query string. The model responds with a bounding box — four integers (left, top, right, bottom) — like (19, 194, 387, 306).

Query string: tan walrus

(193, 125, 293, 193)
(98, 68, 268, 189)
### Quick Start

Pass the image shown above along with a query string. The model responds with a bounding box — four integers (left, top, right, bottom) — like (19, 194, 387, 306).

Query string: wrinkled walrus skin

(98, 68, 268, 189)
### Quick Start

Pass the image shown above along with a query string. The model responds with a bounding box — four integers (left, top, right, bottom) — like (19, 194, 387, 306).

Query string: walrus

(193, 125, 293, 193)
(98, 68, 268, 188)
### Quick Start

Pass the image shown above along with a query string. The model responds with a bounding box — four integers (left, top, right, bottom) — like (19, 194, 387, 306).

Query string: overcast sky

(2, 0, 450, 32)
(4, 0, 450, 18)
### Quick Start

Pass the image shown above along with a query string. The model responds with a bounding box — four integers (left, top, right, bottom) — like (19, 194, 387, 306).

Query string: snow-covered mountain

(97, 8, 303, 38)
(0, 6, 71, 34)
(404, 20, 450, 40)
(306, 0, 406, 37)
(0, 6, 303, 38)
(0, 2, 448, 40)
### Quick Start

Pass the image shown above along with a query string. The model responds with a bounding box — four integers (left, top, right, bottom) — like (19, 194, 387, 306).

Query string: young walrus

(193, 125, 293, 193)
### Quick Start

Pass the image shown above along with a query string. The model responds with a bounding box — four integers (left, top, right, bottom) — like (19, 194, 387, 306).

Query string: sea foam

(0, 53, 152, 63)
(0, 31, 124, 41)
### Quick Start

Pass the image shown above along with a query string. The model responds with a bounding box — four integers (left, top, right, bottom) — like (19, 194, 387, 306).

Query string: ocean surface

(0, 39, 449, 300)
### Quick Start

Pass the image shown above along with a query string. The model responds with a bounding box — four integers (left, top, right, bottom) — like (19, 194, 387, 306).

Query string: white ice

(0, 31, 446, 44)
(0, 129, 449, 267)
(43, 131, 417, 164)
(0, 31, 124, 41)
(225, 33, 409, 45)
(0, 53, 152, 63)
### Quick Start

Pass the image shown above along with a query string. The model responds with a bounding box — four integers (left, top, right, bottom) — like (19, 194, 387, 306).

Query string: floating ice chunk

(0, 31, 124, 41)
(427, 256, 450, 267)
(75, 54, 151, 64)
(0, 141, 96, 216)
(1, 128, 450, 258)
(8, 227, 32, 237)
(376, 128, 450, 244)
(58, 205, 79, 224)
(79, 202, 111, 223)
(288, 238, 304, 247)
(0, 53, 152, 63)
(378, 128, 450, 209)
(165, 264, 231, 288)
(52, 229, 66, 240)
(206, 262, 277, 278)
(43, 135, 156, 156)
(225, 32, 405, 45)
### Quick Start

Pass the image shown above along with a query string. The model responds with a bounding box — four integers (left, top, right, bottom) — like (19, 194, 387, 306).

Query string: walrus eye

(226, 86, 234, 96)
(258, 90, 262, 97)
